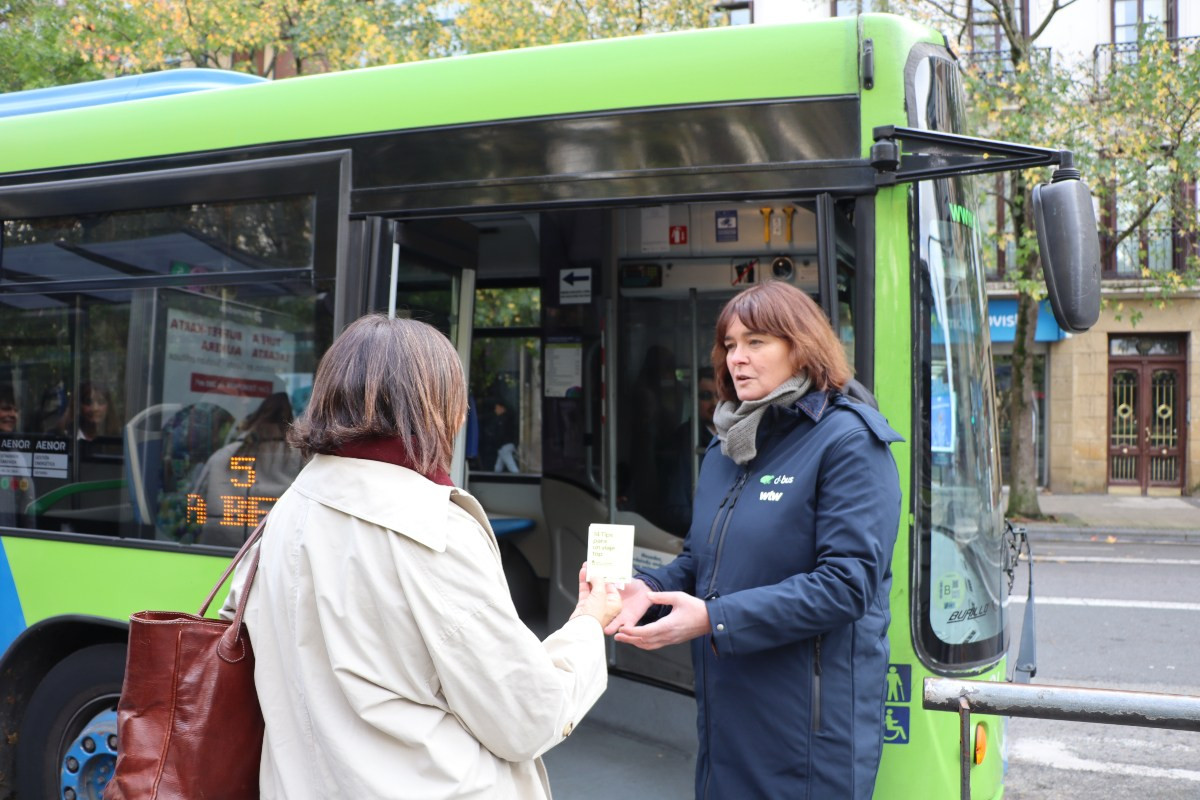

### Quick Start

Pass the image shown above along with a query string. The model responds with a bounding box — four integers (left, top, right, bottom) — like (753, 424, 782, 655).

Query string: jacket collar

(793, 389, 832, 422)
(778, 389, 904, 444)
(289, 454, 493, 552)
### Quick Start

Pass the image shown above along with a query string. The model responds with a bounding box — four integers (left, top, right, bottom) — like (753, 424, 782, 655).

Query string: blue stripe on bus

(0, 538, 26, 654)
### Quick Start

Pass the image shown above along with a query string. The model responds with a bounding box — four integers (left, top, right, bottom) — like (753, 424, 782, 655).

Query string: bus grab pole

(925, 677, 1200, 800)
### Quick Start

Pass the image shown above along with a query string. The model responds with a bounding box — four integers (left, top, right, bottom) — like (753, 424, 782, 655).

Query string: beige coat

(221, 454, 607, 799)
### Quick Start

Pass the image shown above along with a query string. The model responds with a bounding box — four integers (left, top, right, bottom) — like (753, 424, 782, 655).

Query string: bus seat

(152, 403, 235, 541)
(123, 404, 182, 526)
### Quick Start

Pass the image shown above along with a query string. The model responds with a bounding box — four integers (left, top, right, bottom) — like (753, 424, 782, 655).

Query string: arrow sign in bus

(559, 268, 592, 305)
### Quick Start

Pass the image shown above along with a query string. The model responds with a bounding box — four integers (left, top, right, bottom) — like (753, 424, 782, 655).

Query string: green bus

(0, 13, 1098, 799)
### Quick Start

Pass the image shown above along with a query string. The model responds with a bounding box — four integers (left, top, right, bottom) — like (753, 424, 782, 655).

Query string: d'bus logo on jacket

(757, 474, 793, 501)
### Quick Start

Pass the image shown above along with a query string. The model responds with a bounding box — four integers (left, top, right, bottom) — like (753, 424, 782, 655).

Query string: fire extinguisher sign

(669, 225, 688, 245)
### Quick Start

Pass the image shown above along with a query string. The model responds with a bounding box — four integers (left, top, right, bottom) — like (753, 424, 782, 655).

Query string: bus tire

(15, 643, 125, 800)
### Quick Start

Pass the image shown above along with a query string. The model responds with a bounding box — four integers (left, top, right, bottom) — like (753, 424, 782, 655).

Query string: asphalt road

(1003, 537, 1200, 799)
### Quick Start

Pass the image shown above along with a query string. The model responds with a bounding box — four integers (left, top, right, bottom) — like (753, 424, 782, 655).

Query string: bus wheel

(15, 643, 125, 800)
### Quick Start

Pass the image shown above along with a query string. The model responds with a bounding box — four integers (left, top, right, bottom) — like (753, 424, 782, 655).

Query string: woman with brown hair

(222, 313, 620, 799)
(605, 281, 903, 799)
(68, 381, 119, 441)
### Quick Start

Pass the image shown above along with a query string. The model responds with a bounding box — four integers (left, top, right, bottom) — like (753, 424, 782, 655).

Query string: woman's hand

(569, 564, 623, 628)
(602, 579, 655, 636)
(612, 591, 710, 651)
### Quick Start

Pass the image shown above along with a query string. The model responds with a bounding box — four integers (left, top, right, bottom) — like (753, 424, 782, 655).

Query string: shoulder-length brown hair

(288, 314, 467, 474)
(712, 281, 853, 402)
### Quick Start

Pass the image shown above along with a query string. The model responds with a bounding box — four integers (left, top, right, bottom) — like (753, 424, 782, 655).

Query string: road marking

(1009, 596, 1200, 611)
(1032, 556, 1200, 566)
(1010, 738, 1200, 782)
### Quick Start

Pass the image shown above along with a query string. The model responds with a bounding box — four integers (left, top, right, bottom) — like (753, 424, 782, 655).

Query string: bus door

(542, 201, 825, 691)
(379, 219, 477, 485)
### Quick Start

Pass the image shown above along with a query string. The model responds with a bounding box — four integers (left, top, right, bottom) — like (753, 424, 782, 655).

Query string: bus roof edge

(0, 69, 267, 119)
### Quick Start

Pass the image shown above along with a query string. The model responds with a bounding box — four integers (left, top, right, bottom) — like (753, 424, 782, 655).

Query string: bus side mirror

(1032, 159, 1101, 334)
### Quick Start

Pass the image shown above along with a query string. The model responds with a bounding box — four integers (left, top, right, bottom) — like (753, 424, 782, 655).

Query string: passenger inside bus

(479, 396, 519, 473)
(47, 381, 119, 442)
(0, 385, 35, 528)
(0, 389, 19, 434)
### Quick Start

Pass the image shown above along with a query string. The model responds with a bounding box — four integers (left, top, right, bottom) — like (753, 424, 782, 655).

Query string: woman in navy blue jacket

(607, 281, 903, 799)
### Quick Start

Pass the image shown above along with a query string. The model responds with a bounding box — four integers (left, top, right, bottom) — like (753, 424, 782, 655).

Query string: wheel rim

(59, 706, 118, 800)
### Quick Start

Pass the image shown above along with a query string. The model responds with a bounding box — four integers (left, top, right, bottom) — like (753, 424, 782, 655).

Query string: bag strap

(198, 516, 267, 617)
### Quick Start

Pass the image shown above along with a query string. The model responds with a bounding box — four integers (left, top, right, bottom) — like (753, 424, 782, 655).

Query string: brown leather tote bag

(104, 518, 266, 799)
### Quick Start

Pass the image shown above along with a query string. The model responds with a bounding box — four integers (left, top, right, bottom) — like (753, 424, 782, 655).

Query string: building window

(1113, 0, 1175, 44)
(833, 0, 883, 15)
(1098, 171, 1192, 278)
(715, 1, 753, 25)
(969, 0, 1027, 53)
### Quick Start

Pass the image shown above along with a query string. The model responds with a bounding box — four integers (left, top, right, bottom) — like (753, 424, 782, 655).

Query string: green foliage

(474, 287, 540, 328)
(60, 0, 450, 77)
(0, 0, 716, 85)
(0, 0, 101, 91)
(895, 2, 1200, 299)
(1089, 29, 1200, 296)
(449, 0, 716, 54)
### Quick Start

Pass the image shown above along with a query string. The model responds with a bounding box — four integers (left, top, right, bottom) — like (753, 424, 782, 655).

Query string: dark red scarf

(334, 437, 454, 487)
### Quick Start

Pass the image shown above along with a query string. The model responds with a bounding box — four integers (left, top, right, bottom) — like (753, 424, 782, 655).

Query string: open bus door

(380, 219, 477, 485)
(539, 200, 857, 693)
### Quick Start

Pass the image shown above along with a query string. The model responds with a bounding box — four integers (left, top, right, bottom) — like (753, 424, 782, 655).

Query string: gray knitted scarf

(713, 373, 812, 465)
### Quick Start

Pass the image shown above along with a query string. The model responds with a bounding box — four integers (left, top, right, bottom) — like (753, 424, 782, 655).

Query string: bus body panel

(2, 20, 858, 175)
(2, 537, 230, 635)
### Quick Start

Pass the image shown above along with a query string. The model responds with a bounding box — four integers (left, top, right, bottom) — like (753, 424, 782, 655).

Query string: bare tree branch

(1030, 0, 1081, 44)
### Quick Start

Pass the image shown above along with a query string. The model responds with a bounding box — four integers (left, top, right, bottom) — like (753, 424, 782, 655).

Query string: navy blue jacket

(639, 389, 903, 800)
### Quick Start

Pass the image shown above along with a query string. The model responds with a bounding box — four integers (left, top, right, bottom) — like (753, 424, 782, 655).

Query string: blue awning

(988, 299, 1064, 343)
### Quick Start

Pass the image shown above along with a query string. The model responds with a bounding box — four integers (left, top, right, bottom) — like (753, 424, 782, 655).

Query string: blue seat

(489, 517, 535, 537)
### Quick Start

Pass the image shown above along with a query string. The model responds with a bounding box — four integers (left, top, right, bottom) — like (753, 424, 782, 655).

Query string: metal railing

(1094, 35, 1200, 83)
(1109, 227, 1179, 277)
(924, 677, 1200, 800)
(963, 46, 1052, 77)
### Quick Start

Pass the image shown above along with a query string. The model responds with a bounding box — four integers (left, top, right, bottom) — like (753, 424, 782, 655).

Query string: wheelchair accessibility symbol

(883, 706, 909, 744)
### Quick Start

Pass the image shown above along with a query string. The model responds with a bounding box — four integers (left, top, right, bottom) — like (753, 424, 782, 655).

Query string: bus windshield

(913, 54, 1007, 670)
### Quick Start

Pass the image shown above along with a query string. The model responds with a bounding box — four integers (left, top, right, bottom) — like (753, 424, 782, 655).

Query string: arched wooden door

(1108, 337, 1187, 494)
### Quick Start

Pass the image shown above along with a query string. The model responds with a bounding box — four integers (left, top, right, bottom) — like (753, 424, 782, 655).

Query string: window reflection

(0, 196, 327, 544)
(469, 286, 542, 476)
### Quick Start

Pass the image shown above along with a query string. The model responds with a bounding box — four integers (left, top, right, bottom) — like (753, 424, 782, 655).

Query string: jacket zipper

(704, 469, 749, 598)
(705, 469, 747, 545)
(701, 468, 749, 800)
(812, 635, 823, 732)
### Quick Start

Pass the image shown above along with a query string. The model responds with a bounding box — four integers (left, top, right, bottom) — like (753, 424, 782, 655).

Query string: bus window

(913, 55, 1007, 669)
(612, 200, 860, 539)
(615, 294, 728, 537)
(0, 194, 330, 544)
(471, 286, 542, 476)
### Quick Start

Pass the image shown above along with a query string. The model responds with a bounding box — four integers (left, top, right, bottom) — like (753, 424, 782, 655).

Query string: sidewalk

(1011, 489, 1200, 543)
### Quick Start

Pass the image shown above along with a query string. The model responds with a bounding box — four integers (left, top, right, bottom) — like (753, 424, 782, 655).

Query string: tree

(450, 0, 713, 54)
(898, 0, 1200, 516)
(54, 0, 715, 80)
(1088, 30, 1200, 316)
(63, 0, 451, 78)
(0, 0, 101, 91)
(891, 0, 1086, 517)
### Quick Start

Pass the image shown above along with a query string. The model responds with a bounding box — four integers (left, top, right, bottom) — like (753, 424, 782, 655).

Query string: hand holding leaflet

(586, 523, 634, 587)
